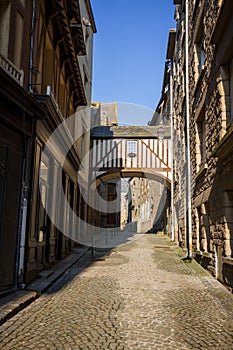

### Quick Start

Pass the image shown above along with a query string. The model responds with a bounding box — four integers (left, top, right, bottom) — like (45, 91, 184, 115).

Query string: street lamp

(157, 126, 166, 142)
(128, 152, 136, 158)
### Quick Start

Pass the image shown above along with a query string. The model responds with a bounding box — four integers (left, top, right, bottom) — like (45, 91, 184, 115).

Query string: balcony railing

(0, 52, 24, 86)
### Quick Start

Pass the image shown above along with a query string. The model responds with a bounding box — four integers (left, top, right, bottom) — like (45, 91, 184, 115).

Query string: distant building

(129, 175, 170, 233)
(146, 68, 173, 235)
(89, 102, 121, 229)
(91, 102, 118, 127)
(120, 179, 129, 229)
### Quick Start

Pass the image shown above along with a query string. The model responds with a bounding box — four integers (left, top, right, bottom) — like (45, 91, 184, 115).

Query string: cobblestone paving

(1, 233, 233, 349)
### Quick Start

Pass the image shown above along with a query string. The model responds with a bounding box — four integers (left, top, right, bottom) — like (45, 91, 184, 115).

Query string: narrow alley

(1, 233, 233, 350)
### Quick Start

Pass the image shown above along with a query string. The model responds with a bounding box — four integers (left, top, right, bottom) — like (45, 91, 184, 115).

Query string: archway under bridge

(93, 169, 171, 191)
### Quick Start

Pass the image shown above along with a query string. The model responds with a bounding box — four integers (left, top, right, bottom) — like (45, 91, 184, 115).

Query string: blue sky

(90, 0, 175, 125)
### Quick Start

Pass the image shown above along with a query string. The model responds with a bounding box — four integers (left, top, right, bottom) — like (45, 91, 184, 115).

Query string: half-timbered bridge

(78, 124, 172, 247)
(90, 125, 172, 188)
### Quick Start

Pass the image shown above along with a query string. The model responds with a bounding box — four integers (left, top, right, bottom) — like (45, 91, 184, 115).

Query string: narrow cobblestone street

(1, 233, 233, 349)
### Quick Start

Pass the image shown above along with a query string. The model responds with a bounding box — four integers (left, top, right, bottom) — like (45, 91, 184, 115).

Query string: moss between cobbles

(157, 235, 210, 277)
(183, 258, 210, 277)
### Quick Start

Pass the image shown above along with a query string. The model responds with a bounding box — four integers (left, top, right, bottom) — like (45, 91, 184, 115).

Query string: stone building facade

(26, 0, 96, 285)
(128, 177, 170, 233)
(0, 0, 96, 292)
(91, 102, 118, 127)
(0, 0, 43, 293)
(166, 0, 233, 289)
(89, 102, 121, 230)
(167, 13, 188, 247)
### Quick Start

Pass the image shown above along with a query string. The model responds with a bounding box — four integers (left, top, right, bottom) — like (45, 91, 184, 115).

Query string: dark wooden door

(0, 130, 24, 292)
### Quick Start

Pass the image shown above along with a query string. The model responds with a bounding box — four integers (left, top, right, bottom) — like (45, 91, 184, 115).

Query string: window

(58, 73, 65, 115)
(196, 109, 206, 171)
(106, 183, 117, 226)
(127, 141, 137, 156)
(43, 33, 54, 93)
(13, 10, 24, 67)
(230, 58, 233, 122)
(219, 65, 231, 129)
(38, 159, 49, 243)
(0, 147, 7, 239)
(194, 8, 205, 78)
(107, 183, 117, 199)
(197, 40, 205, 72)
(0, 1, 11, 57)
(85, 27, 90, 45)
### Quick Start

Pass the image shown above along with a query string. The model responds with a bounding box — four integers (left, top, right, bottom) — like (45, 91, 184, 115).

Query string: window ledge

(223, 257, 233, 266)
(194, 65, 206, 97)
(195, 162, 208, 180)
(211, 124, 233, 158)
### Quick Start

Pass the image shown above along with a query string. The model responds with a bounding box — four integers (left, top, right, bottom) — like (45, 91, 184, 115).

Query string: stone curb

(0, 246, 90, 326)
(0, 291, 37, 326)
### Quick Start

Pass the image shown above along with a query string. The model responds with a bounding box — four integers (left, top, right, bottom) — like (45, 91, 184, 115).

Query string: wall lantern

(128, 152, 137, 158)
(157, 127, 166, 141)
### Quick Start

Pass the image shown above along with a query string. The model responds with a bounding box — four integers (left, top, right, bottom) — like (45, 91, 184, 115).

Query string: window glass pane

(40, 161, 48, 183)
(0, 2, 11, 57)
(14, 10, 24, 66)
(230, 58, 233, 121)
(127, 141, 137, 155)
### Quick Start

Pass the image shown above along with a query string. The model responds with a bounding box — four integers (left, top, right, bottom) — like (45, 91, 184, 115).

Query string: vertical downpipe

(18, 0, 36, 287)
(169, 60, 175, 242)
(18, 188, 28, 289)
(18, 140, 31, 289)
(29, 0, 36, 93)
(185, 0, 192, 258)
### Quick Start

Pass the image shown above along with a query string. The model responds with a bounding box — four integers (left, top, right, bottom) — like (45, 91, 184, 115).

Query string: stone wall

(171, 0, 233, 291)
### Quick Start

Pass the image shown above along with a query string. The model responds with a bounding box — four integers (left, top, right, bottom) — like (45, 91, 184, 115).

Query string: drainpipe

(18, 140, 31, 289)
(185, 0, 192, 258)
(29, 0, 36, 93)
(18, 186, 28, 289)
(168, 60, 175, 242)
